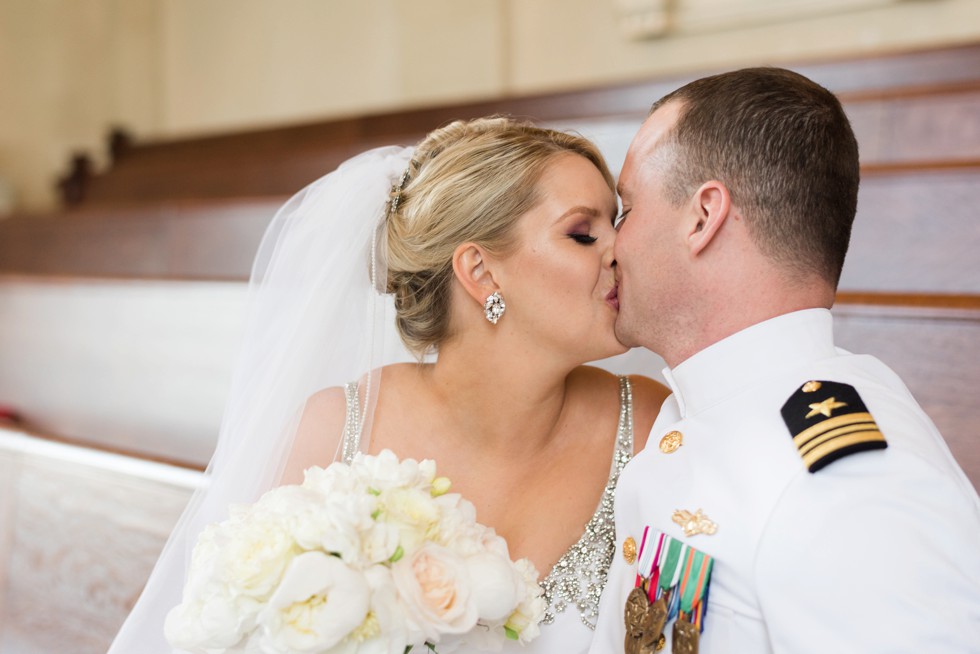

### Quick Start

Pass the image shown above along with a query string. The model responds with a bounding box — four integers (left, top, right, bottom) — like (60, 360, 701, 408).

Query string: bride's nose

(601, 234, 616, 269)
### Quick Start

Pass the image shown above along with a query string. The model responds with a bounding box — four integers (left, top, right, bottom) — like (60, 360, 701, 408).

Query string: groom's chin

(613, 318, 643, 350)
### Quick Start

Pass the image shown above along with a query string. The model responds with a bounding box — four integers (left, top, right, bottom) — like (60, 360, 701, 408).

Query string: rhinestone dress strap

(539, 375, 634, 630)
(340, 381, 363, 464)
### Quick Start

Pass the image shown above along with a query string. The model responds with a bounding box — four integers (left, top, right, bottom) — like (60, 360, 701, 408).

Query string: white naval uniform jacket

(589, 309, 980, 653)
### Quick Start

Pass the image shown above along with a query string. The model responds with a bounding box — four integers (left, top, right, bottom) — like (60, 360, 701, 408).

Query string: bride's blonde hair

(385, 116, 614, 357)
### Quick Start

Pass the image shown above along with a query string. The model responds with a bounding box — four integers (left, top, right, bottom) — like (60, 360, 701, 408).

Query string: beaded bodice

(340, 376, 634, 631)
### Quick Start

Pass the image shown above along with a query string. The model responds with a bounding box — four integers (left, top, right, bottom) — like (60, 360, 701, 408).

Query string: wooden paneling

(846, 85, 980, 165)
(51, 42, 980, 207)
(832, 303, 980, 490)
(842, 168, 980, 294)
(0, 200, 278, 280)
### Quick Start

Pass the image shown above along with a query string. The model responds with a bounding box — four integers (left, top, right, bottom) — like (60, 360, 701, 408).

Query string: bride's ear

(452, 242, 499, 305)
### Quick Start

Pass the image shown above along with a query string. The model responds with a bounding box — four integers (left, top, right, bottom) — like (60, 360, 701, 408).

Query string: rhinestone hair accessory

(484, 291, 506, 324)
(386, 159, 418, 218)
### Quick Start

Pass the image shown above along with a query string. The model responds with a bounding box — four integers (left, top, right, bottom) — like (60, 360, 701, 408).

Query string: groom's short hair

(650, 67, 859, 287)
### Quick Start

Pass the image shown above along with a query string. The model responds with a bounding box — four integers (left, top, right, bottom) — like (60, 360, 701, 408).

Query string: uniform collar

(662, 308, 837, 418)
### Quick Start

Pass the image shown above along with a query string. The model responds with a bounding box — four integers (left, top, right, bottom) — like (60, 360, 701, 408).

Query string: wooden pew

(0, 425, 200, 653)
(0, 43, 976, 489)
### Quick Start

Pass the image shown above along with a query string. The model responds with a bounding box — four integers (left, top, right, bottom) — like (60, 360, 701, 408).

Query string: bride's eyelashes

(569, 232, 598, 245)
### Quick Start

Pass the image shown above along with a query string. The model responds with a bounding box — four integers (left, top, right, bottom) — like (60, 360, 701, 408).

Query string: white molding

(614, 0, 942, 40)
(0, 426, 203, 489)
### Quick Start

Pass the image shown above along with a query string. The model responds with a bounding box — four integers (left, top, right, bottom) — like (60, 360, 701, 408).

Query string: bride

(108, 117, 668, 653)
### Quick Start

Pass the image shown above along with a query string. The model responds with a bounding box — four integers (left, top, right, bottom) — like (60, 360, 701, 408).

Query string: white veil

(108, 146, 418, 654)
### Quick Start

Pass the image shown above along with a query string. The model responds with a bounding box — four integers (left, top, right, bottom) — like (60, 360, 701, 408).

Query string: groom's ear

(686, 180, 732, 257)
(452, 242, 499, 304)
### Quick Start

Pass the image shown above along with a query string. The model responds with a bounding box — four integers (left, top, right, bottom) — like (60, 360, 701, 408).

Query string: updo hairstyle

(384, 117, 614, 358)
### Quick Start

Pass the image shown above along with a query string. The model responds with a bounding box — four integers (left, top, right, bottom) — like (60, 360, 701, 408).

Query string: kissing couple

(110, 67, 980, 654)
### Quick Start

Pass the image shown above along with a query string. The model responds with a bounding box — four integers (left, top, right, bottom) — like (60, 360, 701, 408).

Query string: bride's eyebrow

(554, 206, 601, 223)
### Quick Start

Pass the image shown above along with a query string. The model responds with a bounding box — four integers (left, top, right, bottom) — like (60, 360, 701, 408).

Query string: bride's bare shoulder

(572, 366, 670, 453)
(298, 363, 421, 437)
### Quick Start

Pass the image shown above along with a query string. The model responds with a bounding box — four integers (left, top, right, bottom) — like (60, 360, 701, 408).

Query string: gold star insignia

(806, 396, 848, 419)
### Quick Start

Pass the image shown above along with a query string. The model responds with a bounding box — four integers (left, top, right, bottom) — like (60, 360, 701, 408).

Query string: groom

(591, 67, 980, 652)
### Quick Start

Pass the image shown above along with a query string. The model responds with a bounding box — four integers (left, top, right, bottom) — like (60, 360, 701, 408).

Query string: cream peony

(256, 551, 370, 653)
(465, 551, 525, 622)
(213, 513, 296, 600)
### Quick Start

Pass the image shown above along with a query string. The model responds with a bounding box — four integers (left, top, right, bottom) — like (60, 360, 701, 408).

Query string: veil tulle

(108, 146, 418, 654)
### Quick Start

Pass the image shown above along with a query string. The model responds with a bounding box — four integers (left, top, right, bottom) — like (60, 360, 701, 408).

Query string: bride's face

(498, 153, 626, 363)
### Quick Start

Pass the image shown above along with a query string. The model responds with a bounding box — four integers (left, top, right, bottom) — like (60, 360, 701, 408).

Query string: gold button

(655, 633, 666, 651)
(802, 380, 822, 393)
(622, 536, 637, 564)
(659, 430, 683, 454)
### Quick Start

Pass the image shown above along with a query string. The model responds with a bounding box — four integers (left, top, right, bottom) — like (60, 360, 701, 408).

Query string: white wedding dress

(339, 376, 636, 654)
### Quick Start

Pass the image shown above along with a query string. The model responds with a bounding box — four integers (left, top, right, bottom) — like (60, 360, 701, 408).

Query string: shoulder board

(781, 380, 887, 473)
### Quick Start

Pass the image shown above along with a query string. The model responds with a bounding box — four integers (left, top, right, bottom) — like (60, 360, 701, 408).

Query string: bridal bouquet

(165, 450, 545, 653)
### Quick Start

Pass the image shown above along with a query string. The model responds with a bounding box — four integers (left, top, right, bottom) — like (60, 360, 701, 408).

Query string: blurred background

(1, 1, 978, 652)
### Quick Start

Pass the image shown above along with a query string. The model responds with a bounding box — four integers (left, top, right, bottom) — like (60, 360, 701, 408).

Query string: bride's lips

(605, 282, 619, 310)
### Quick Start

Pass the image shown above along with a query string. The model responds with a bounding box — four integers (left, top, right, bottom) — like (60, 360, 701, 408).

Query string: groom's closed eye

(615, 210, 630, 230)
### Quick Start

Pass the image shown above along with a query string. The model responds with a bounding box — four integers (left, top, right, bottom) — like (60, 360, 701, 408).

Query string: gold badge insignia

(805, 396, 848, 419)
(659, 430, 683, 454)
(672, 508, 718, 537)
(802, 380, 822, 393)
(623, 536, 638, 564)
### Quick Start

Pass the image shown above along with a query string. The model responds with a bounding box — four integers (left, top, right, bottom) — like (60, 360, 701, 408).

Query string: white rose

(299, 495, 376, 563)
(352, 450, 436, 493)
(391, 543, 478, 642)
(362, 521, 401, 565)
(213, 513, 296, 600)
(465, 551, 524, 621)
(344, 564, 418, 654)
(380, 487, 440, 552)
(431, 494, 485, 556)
(303, 461, 360, 495)
(164, 589, 260, 651)
(503, 558, 546, 644)
(257, 551, 370, 653)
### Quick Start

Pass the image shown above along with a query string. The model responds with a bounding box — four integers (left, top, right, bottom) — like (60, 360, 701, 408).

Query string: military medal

(624, 586, 662, 653)
(670, 545, 714, 653)
(625, 529, 690, 652)
(628, 527, 715, 652)
(672, 616, 700, 654)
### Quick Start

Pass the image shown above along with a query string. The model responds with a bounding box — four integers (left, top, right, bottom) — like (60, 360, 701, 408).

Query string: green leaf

(368, 487, 382, 496)
(390, 545, 405, 563)
(371, 509, 382, 520)
(504, 626, 519, 640)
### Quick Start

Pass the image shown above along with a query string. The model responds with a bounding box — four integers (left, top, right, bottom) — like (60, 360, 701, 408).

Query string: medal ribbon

(634, 528, 713, 631)
(676, 546, 714, 632)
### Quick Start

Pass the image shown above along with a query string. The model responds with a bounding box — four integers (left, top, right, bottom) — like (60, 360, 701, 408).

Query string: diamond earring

(483, 291, 506, 324)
